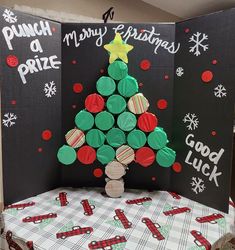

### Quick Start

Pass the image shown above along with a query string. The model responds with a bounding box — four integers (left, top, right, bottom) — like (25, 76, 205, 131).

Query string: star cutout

(104, 33, 133, 64)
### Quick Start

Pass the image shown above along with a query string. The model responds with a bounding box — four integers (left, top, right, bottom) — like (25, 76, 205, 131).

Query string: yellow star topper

(104, 33, 134, 64)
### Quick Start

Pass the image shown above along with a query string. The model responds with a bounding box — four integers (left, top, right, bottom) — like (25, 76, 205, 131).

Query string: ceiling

(142, 0, 235, 18)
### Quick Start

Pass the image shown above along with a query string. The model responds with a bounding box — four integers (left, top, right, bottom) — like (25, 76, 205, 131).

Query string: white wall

(0, 0, 180, 22)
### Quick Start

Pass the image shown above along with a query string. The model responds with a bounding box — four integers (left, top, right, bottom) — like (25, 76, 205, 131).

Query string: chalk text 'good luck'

(185, 134, 224, 187)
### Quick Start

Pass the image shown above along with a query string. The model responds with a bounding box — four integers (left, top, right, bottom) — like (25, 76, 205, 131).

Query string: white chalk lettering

(30, 39, 43, 53)
(18, 55, 61, 84)
(185, 134, 224, 187)
(113, 24, 180, 54)
(2, 21, 52, 50)
(209, 149, 225, 165)
(63, 27, 107, 47)
(63, 25, 180, 55)
(209, 166, 222, 187)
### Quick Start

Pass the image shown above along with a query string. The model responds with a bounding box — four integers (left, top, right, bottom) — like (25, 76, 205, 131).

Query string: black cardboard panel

(0, 7, 62, 205)
(172, 9, 235, 212)
(0, 7, 234, 212)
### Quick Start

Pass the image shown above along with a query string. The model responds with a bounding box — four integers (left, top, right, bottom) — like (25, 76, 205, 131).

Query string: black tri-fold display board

(0, 7, 234, 212)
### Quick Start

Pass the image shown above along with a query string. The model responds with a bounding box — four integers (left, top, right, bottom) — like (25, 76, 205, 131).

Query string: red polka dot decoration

(157, 99, 168, 110)
(77, 145, 96, 164)
(11, 100, 16, 105)
(140, 59, 151, 71)
(211, 130, 217, 136)
(184, 28, 190, 33)
(138, 112, 158, 132)
(135, 147, 155, 167)
(172, 162, 182, 173)
(71, 60, 77, 64)
(139, 82, 143, 87)
(100, 69, 105, 74)
(6, 55, 19, 67)
(93, 168, 103, 178)
(212, 59, 217, 65)
(42, 130, 52, 141)
(72, 104, 77, 109)
(201, 70, 213, 83)
(73, 83, 83, 93)
(164, 75, 169, 80)
(38, 147, 43, 153)
(85, 93, 105, 113)
(152, 176, 156, 181)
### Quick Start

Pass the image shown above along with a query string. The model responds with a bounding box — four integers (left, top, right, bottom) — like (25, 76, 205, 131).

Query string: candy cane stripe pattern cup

(65, 128, 85, 148)
(116, 145, 135, 165)
(128, 93, 149, 114)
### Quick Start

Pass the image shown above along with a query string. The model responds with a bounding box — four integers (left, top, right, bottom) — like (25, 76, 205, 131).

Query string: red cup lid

(135, 147, 155, 167)
(77, 145, 96, 164)
(137, 112, 158, 132)
(85, 93, 105, 113)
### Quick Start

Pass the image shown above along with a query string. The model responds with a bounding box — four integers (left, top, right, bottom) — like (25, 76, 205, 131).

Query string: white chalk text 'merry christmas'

(63, 27, 108, 47)
(185, 134, 224, 187)
(62, 25, 180, 55)
(113, 25, 180, 54)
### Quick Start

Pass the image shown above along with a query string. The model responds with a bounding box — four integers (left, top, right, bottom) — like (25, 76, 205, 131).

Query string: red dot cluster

(42, 130, 52, 141)
(201, 70, 213, 83)
(172, 162, 182, 173)
(93, 168, 103, 178)
(212, 59, 217, 65)
(6, 55, 19, 67)
(211, 130, 217, 136)
(140, 59, 151, 71)
(73, 83, 83, 93)
(157, 99, 168, 110)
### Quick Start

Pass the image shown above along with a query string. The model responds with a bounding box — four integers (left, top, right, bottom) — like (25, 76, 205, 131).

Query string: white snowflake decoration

(176, 67, 184, 77)
(44, 81, 57, 98)
(183, 113, 199, 130)
(214, 84, 227, 98)
(189, 32, 208, 56)
(2, 113, 17, 127)
(191, 177, 206, 194)
(3, 9, 17, 23)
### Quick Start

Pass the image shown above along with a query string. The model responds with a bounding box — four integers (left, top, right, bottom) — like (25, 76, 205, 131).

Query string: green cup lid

(117, 75, 138, 97)
(148, 127, 168, 150)
(95, 111, 115, 131)
(156, 146, 176, 167)
(96, 76, 116, 96)
(106, 128, 126, 147)
(127, 129, 147, 149)
(117, 111, 137, 132)
(97, 144, 115, 164)
(108, 61, 128, 80)
(86, 129, 105, 148)
(75, 110, 94, 131)
(106, 94, 127, 114)
(57, 145, 76, 165)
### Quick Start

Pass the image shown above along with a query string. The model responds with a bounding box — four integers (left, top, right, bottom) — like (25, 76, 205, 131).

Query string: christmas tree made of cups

(57, 33, 176, 198)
